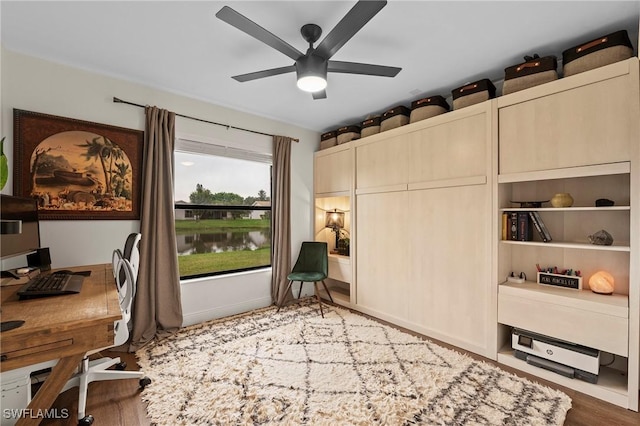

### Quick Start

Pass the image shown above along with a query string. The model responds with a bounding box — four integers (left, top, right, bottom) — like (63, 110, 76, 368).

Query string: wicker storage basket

(380, 105, 410, 132)
(361, 116, 381, 138)
(563, 30, 633, 77)
(336, 125, 361, 145)
(319, 131, 337, 150)
(503, 55, 558, 95)
(452, 79, 496, 110)
(409, 95, 450, 123)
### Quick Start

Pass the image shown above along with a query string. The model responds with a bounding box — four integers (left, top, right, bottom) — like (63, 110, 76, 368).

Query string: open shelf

(500, 206, 630, 212)
(497, 344, 630, 408)
(500, 240, 630, 252)
(328, 253, 350, 262)
(498, 162, 630, 184)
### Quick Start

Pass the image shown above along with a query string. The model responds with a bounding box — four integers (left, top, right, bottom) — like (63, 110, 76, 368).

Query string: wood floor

(39, 307, 640, 426)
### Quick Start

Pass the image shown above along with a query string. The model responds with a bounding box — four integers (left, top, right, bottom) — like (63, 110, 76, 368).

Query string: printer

(512, 328, 600, 384)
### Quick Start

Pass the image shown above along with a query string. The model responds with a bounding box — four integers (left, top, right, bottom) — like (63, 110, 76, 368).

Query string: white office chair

(60, 257, 150, 425)
(122, 232, 141, 277)
(111, 248, 123, 279)
(112, 232, 140, 301)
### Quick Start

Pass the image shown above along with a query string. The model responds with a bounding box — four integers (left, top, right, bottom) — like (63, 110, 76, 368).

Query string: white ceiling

(2, 1, 639, 133)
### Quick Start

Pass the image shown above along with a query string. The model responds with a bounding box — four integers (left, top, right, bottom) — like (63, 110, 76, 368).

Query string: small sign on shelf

(537, 272, 582, 290)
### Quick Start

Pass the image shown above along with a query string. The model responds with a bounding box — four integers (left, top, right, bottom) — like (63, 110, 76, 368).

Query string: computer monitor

(0, 194, 41, 260)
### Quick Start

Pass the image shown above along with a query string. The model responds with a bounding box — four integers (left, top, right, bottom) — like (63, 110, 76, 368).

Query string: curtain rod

(113, 97, 299, 142)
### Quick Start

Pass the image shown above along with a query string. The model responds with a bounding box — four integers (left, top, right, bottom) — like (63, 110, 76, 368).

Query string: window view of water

(176, 230, 271, 255)
(174, 217, 272, 277)
(173, 147, 273, 277)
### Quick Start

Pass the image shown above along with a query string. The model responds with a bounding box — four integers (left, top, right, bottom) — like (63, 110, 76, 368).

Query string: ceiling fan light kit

(295, 54, 328, 92)
(216, 1, 401, 99)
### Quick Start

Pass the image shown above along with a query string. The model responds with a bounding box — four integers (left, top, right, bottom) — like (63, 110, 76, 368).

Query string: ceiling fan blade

(314, 0, 387, 60)
(232, 65, 296, 82)
(312, 90, 327, 100)
(328, 60, 401, 77)
(216, 6, 303, 61)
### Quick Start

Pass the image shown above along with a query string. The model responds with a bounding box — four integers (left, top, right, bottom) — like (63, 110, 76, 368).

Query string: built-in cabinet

(313, 57, 639, 411)
(354, 102, 495, 358)
(314, 145, 354, 306)
(495, 58, 639, 410)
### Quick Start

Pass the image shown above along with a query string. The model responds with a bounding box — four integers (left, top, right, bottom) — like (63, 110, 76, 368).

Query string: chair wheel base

(78, 414, 94, 425)
(115, 361, 127, 370)
(140, 376, 152, 389)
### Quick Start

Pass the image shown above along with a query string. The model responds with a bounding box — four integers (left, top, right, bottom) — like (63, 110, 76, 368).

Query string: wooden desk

(0, 264, 120, 425)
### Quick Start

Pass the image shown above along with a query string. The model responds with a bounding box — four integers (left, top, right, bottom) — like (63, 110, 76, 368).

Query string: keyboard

(17, 273, 84, 299)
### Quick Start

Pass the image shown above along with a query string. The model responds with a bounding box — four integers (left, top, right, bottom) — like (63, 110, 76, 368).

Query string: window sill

(180, 267, 272, 286)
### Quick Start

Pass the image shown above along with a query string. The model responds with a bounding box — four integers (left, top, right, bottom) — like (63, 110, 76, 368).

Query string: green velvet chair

(277, 241, 334, 317)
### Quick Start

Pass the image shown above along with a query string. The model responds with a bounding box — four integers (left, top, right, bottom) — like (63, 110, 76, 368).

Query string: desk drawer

(498, 293, 628, 356)
(0, 324, 114, 372)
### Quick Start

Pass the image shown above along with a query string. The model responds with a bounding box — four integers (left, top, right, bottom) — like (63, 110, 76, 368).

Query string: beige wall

(0, 48, 319, 324)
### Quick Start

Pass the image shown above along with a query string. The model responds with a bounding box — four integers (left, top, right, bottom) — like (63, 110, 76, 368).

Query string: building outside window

(174, 137, 272, 279)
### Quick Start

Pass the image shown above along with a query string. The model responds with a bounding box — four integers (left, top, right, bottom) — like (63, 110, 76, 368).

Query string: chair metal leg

(313, 282, 324, 318)
(320, 280, 334, 303)
(77, 358, 90, 419)
(297, 281, 303, 299)
(276, 280, 295, 312)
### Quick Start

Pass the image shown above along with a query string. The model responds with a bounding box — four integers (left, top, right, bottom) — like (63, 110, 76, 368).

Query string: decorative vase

(551, 192, 574, 208)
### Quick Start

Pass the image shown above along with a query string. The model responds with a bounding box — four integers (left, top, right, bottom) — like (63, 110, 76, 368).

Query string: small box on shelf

(538, 272, 582, 290)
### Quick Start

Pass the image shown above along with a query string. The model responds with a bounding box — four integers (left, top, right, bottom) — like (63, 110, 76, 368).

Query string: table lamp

(325, 209, 345, 250)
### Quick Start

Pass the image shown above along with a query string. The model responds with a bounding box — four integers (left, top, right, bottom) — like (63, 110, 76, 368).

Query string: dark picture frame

(13, 109, 143, 220)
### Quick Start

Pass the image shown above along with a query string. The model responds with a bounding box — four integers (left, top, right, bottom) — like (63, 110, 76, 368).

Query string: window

(174, 137, 272, 279)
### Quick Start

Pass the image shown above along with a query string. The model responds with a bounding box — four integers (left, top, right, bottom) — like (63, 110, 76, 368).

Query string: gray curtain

(130, 106, 183, 351)
(271, 135, 293, 306)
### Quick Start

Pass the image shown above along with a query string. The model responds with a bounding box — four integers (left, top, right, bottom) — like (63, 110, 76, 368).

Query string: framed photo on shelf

(13, 109, 144, 220)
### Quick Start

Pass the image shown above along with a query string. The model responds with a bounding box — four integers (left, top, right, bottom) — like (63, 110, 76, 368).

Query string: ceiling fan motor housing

(296, 54, 328, 91)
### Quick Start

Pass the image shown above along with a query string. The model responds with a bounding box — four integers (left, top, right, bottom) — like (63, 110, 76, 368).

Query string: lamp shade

(325, 210, 344, 229)
(296, 55, 328, 93)
(0, 219, 22, 235)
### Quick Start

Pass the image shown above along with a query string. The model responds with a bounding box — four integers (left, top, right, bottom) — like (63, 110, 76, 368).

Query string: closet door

(356, 191, 408, 319)
(356, 134, 409, 191)
(499, 63, 633, 174)
(315, 148, 352, 195)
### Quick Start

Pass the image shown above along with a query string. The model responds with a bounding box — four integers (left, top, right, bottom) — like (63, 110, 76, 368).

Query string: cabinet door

(499, 74, 632, 174)
(356, 134, 409, 190)
(315, 149, 351, 194)
(407, 183, 491, 354)
(356, 191, 408, 318)
(408, 112, 487, 183)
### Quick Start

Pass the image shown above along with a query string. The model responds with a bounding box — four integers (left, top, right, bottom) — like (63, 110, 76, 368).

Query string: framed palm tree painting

(13, 109, 143, 220)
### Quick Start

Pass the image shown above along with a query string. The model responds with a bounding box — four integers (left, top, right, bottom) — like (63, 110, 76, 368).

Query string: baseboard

(182, 296, 273, 327)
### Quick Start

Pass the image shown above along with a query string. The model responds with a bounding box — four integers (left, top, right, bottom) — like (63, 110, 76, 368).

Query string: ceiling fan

(216, 0, 401, 100)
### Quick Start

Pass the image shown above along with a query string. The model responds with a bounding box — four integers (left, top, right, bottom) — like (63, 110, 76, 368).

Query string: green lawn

(178, 247, 271, 277)
(175, 218, 269, 233)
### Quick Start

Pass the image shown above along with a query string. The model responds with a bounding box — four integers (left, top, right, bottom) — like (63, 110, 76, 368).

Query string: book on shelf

(528, 211, 552, 242)
(509, 212, 519, 240)
(517, 211, 533, 241)
(501, 212, 508, 240)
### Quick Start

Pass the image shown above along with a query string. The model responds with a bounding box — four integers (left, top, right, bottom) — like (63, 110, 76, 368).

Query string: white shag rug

(137, 300, 571, 425)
